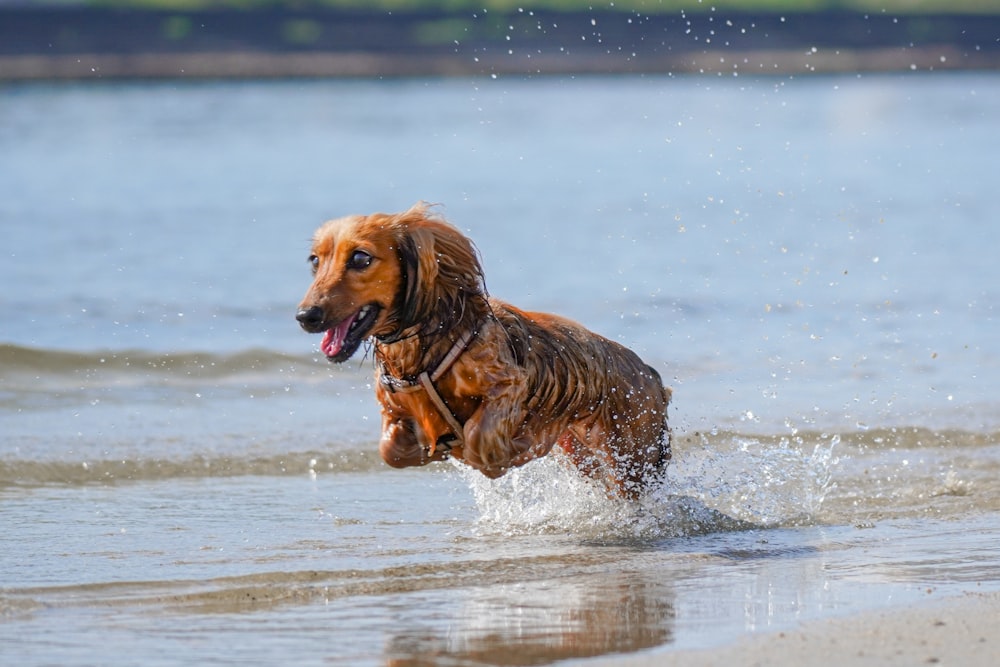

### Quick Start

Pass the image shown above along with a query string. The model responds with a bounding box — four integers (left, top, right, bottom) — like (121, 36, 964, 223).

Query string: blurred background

(2, 0, 999, 79)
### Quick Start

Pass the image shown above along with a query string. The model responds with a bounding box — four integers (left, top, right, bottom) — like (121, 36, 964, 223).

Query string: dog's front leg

(462, 382, 549, 478)
(379, 416, 445, 468)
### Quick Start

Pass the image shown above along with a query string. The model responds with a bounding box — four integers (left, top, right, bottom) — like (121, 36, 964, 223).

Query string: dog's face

(297, 204, 486, 363)
(295, 214, 406, 362)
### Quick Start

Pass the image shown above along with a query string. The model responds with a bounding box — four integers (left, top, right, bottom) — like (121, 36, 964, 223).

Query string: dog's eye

(307, 255, 319, 273)
(347, 250, 372, 270)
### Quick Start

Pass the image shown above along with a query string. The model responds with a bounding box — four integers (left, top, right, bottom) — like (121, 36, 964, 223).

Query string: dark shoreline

(4, 46, 995, 81)
(2, 7, 998, 80)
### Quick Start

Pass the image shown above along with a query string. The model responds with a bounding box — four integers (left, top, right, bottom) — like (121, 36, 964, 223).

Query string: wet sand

(597, 592, 1000, 667)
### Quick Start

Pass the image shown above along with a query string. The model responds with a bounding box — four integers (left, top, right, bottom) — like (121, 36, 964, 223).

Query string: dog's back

(491, 299, 671, 494)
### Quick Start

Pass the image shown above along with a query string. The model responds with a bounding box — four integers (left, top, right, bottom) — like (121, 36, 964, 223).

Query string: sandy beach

(595, 592, 1000, 667)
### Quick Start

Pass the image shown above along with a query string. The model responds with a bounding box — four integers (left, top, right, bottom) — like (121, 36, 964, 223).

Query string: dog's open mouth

(321, 304, 380, 362)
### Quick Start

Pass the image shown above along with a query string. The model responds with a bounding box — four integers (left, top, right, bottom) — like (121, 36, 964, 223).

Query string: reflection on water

(385, 576, 675, 666)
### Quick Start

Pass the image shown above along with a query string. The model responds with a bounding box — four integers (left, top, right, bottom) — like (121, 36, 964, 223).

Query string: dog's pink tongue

(321, 316, 353, 357)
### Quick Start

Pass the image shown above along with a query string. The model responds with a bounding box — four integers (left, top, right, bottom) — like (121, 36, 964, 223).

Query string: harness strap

(418, 371, 465, 441)
(378, 322, 483, 447)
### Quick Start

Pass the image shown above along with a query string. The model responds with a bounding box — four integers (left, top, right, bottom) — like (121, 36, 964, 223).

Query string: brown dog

(296, 203, 671, 497)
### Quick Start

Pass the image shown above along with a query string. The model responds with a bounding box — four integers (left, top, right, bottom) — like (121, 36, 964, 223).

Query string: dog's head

(296, 203, 486, 362)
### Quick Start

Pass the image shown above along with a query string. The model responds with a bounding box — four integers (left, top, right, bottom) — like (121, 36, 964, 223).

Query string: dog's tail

(658, 384, 673, 467)
(644, 364, 673, 470)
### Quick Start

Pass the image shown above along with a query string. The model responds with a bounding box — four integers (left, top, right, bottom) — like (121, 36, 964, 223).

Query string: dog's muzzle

(295, 306, 325, 333)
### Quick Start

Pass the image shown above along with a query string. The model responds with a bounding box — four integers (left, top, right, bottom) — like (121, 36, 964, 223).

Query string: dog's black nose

(296, 306, 324, 331)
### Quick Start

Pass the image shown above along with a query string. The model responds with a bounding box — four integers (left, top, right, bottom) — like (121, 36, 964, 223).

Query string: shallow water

(2, 73, 1000, 665)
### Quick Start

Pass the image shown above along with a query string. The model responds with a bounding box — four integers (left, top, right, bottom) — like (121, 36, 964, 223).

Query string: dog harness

(377, 323, 481, 448)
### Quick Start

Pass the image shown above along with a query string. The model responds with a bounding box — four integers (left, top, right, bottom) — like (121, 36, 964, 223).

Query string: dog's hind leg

(554, 426, 629, 495)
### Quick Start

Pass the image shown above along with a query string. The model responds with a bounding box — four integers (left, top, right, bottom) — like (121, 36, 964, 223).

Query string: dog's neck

(374, 326, 448, 381)
(374, 298, 487, 382)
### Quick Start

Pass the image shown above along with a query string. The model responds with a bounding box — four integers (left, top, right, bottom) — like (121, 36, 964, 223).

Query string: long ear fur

(393, 203, 486, 334)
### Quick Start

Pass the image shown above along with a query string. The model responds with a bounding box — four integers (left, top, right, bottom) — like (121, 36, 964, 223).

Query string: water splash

(457, 455, 625, 537)
(662, 431, 841, 527)
(455, 430, 841, 539)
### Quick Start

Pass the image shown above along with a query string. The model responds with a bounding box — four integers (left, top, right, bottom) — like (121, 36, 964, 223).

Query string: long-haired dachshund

(296, 203, 671, 497)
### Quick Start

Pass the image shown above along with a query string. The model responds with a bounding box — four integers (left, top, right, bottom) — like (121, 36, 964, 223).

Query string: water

(2, 73, 999, 665)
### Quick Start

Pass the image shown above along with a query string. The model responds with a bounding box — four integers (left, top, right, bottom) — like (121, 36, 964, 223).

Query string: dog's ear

(392, 205, 485, 331)
(395, 225, 439, 329)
